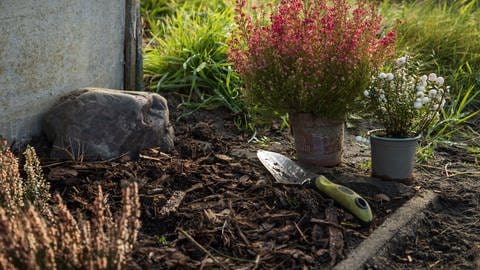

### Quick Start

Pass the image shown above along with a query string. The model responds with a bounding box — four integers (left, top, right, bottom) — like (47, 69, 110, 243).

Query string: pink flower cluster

(228, 0, 396, 117)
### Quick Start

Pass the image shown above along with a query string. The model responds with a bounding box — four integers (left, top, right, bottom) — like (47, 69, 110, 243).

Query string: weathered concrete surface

(334, 190, 437, 270)
(43, 88, 174, 160)
(0, 0, 126, 146)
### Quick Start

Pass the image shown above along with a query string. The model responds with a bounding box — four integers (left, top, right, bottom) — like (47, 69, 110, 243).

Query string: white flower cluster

(362, 55, 450, 137)
(395, 56, 408, 66)
(363, 72, 394, 101)
(378, 72, 394, 81)
(413, 73, 447, 110)
(364, 56, 448, 111)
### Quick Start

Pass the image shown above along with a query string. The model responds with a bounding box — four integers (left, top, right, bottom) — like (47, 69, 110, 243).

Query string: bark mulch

(38, 109, 415, 269)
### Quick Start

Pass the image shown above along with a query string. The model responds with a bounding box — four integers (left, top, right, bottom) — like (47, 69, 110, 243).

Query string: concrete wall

(0, 0, 126, 146)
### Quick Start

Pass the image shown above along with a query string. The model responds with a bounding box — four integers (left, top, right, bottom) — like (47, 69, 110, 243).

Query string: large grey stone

(43, 88, 174, 160)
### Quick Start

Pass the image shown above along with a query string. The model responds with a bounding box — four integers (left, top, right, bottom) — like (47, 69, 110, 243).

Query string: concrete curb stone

(334, 190, 438, 270)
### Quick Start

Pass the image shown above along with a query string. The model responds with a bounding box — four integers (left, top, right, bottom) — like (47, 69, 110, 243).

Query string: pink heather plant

(229, 0, 396, 120)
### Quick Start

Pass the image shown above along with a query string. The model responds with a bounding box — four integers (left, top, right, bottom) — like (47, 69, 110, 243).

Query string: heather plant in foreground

(0, 183, 141, 270)
(229, 0, 396, 120)
(0, 141, 50, 216)
(0, 142, 24, 216)
(23, 145, 51, 215)
(0, 142, 141, 269)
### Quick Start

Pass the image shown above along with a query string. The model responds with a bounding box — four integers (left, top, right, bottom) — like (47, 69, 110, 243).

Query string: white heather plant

(362, 56, 449, 138)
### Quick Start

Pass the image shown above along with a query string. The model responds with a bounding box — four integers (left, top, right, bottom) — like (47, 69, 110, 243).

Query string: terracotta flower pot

(370, 133, 421, 181)
(290, 113, 344, 167)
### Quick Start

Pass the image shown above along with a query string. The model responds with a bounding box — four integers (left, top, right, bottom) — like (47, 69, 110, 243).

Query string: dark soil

(35, 95, 480, 269)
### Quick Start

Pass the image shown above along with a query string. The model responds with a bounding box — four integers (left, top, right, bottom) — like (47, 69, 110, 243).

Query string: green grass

(380, 0, 480, 112)
(141, 0, 171, 39)
(141, 0, 231, 39)
(143, 1, 249, 126)
(380, 0, 480, 99)
(379, 0, 480, 161)
(418, 67, 480, 161)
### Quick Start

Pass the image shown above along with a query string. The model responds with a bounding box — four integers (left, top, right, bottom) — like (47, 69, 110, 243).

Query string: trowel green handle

(312, 175, 373, 223)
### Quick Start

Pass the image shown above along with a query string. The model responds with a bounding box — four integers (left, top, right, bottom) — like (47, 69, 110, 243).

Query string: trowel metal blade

(257, 150, 316, 185)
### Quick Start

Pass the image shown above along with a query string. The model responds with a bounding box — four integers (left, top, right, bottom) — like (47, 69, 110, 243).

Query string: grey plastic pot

(370, 133, 421, 181)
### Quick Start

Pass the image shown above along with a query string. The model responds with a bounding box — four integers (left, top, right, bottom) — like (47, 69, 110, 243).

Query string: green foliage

(250, 135, 271, 148)
(143, 1, 250, 127)
(141, 0, 230, 39)
(467, 146, 480, 157)
(141, 0, 172, 39)
(356, 160, 371, 173)
(418, 66, 480, 161)
(155, 235, 168, 245)
(379, 0, 480, 160)
(380, 0, 480, 104)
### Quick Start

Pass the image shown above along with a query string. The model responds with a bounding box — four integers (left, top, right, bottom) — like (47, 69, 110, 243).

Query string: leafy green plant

(379, 0, 480, 106)
(143, 1, 248, 125)
(418, 66, 480, 161)
(250, 135, 271, 147)
(141, 0, 171, 40)
(155, 235, 168, 245)
(356, 160, 371, 173)
(377, 0, 480, 160)
(141, 0, 230, 39)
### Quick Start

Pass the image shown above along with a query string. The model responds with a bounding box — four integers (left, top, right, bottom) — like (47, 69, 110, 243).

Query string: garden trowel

(257, 150, 373, 223)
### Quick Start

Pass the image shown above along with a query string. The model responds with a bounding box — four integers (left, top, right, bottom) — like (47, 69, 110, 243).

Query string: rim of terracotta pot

(289, 112, 345, 123)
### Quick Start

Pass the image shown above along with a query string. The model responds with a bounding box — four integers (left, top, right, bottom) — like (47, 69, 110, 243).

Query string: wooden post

(124, 0, 143, 91)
